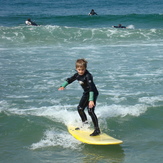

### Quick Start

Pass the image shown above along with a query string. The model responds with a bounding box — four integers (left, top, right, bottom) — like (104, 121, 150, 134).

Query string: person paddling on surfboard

(25, 18, 38, 26)
(112, 24, 127, 28)
(88, 9, 98, 15)
(58, 59, 100, 136)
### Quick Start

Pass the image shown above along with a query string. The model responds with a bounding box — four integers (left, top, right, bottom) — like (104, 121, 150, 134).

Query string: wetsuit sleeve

(86, 73, 95, 101)
(60, 73, 78, 88)
(89, 91, 94, 101)
(66, 73, 78, 84)
(60, 81, 68, 88)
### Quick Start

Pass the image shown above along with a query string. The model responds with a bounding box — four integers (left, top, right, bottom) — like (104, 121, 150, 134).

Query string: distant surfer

(112, 24, 127, 28)
(58, 59, 100, 136)
(25, 18, 38, 26)
(88, 9, 97, 15)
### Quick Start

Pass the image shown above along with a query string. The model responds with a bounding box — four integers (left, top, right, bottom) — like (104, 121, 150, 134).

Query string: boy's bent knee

(77, 105, 83, 111)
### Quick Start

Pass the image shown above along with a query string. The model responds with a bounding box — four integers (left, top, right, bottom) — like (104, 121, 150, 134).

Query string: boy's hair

(76, 59, 87, 68)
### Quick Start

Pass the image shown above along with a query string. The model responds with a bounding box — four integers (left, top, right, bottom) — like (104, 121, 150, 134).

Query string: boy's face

(76, 67, 86, 76)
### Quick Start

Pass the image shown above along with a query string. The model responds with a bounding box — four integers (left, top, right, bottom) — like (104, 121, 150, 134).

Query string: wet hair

(76, 59, 87, 69)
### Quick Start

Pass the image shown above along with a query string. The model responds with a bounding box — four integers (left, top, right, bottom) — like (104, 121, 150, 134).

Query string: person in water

(25, 18, 38, 26)
(89, 9, 97, 15)
(113, 24, 127, 28)
(58, 59, 100, 136)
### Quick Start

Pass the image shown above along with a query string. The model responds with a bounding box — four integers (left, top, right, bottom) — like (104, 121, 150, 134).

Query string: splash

(97, 104, 147, 119)
(127, 25, 135, 29)
(30, 129, 81, 150)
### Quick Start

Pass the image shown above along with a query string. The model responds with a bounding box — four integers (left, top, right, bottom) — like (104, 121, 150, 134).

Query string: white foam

(127, 25, 135, 29)
(139, 95, 163, 105)
(6, 95, 29, 99)
(0, 99, 148, 120)
(0, 100, 10, 113)
(0, 100, 149, 149)
(96, 104, 147, 118)
(110, 96, 127, 103)
(30, 129, 81, 150)
(4, 104, 80, 125)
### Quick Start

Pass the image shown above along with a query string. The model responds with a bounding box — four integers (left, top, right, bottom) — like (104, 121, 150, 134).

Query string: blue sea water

(0, 0, 163, 163)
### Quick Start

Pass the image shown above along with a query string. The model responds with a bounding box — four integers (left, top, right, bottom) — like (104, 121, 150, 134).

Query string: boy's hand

(58, 87, 65, 90)
(89, 101, 95, 108)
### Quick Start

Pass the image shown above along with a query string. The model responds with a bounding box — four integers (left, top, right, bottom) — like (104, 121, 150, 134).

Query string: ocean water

(0, 0, 163, 163)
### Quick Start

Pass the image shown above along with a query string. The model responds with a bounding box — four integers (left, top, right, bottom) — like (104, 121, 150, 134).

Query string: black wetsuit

(113, 25, 126, 28)
(89, 10, 97, 15)
(25, 20, 38, 26)
(66, 70, 99, 129)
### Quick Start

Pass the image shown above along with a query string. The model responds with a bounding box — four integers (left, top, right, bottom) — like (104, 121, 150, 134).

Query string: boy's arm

(89, 100, 95, 108)
(58, 87, 64, 90)
(86, 74, 95, 101)
(88, 91, 95, 108)
(86, 74, 95, 108)
(58, 73, 77, 90)
(58, 81, 68, 90)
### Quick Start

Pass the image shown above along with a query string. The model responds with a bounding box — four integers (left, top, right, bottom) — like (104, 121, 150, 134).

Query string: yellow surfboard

(68, 125, 123, 145)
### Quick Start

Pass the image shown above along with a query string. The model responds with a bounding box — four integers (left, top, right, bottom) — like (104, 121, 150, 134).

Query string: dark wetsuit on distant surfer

(113, 24, 126, 28)
(89, 9, 98, 15)
(25, 18, 38, 26)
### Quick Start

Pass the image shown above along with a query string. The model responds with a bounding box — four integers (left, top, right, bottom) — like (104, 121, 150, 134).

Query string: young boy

(58, 59, 100, 136)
